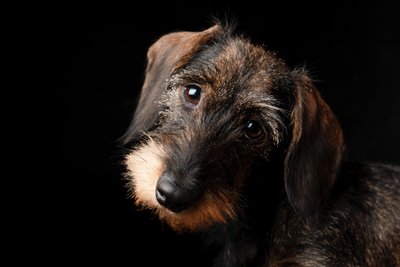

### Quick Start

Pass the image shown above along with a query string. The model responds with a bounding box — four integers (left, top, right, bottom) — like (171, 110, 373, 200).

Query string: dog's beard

(125, 138, 238, 232)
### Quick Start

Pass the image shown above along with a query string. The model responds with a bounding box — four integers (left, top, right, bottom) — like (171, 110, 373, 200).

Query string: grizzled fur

(122, 24, 400, 266)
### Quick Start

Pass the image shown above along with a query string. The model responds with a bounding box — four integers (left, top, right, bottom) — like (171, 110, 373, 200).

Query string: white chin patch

(125, 138, 166, 209)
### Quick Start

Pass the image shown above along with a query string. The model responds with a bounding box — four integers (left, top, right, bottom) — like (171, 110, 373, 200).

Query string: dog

(122, 24, 400, 267)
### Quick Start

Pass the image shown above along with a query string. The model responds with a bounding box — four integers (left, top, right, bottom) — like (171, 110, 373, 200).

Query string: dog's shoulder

(319, 162, 400, 265)
(268, 162, 400, 266)
(362, 162, 400, 192)
(335, 161, 400, 207)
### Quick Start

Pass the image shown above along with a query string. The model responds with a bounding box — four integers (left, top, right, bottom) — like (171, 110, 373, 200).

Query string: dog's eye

(184, 85, 201, 106)
(244, 120, 264, 140)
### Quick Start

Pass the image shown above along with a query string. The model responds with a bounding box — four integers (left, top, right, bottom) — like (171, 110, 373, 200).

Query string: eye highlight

(183, 85, 201, 106)
(244, 120, 265, 141)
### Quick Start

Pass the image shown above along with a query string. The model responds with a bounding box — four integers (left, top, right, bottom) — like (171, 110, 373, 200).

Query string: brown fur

(159, 190, 237, 232)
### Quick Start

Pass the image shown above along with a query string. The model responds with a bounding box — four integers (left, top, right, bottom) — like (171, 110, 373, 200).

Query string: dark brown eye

(244, 120, 264, 140)
(184, 85, 201, 105)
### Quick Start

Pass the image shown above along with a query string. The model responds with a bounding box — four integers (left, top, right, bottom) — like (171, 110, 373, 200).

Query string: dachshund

(122, 24, 400, 267)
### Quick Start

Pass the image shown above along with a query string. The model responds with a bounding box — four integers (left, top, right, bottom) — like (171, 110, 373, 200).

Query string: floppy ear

(284, 72, 345, 225)
(121, 25, 222, 144)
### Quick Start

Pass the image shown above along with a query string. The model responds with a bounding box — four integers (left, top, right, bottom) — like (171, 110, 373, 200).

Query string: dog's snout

(156, 172, 199, 213)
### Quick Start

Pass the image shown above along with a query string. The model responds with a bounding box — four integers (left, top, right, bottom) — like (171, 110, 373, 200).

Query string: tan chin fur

(125, 139, 167, 209)
(125, 139, 237, 232)
(159, 190, 237, 232)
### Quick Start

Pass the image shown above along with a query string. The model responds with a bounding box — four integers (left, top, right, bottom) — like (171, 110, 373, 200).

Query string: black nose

(156, 172, 199, 213)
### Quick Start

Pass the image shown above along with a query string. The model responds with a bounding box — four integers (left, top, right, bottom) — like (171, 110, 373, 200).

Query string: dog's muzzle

(155, 171, 201, 213)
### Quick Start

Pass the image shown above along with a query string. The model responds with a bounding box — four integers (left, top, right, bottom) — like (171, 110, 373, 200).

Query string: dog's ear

(284, 71, 345, 225)
(121, 25, 222, 144)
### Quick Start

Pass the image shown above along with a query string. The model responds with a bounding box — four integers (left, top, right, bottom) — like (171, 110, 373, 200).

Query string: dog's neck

(203, 155, 286, 267)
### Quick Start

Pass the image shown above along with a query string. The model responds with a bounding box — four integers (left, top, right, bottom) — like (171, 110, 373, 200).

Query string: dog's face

(124, 25, 344, 231)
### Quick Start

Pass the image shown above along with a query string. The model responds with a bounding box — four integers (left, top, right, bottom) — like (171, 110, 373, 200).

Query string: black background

(31, 2, 400, 265)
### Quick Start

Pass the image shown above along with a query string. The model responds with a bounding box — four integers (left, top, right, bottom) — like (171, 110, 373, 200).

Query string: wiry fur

(123, 24, 400, 266)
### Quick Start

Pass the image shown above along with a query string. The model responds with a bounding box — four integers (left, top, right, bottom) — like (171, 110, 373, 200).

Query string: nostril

(156, 177, 175, 206)
(155, 189, 166, 203)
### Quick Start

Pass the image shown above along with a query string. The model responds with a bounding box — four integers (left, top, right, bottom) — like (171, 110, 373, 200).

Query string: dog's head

(123, 25, 345, 231)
